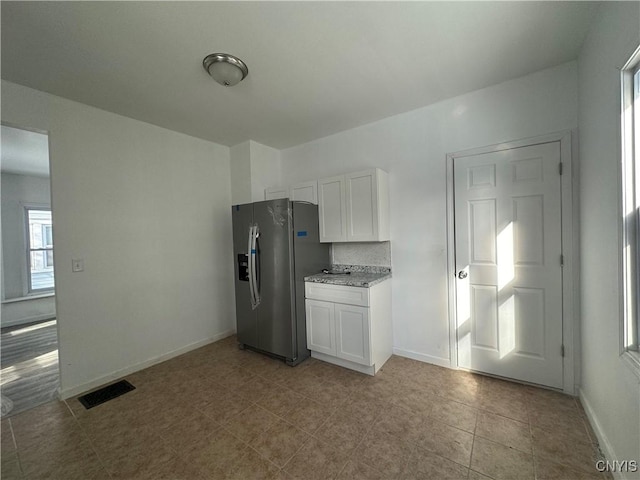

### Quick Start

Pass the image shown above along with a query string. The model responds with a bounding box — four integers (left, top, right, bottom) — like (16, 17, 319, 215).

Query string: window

(25, 207, 54, 293)
(621, 47, 640, 363)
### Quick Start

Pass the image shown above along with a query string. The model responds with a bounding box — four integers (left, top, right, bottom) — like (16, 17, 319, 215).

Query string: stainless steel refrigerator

(232, 199, 330, 365)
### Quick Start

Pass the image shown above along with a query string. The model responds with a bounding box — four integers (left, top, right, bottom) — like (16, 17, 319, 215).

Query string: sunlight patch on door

(497, 222, 514, 290)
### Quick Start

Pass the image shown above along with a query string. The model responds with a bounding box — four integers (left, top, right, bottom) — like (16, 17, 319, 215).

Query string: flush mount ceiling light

(202, 53, 249, 87)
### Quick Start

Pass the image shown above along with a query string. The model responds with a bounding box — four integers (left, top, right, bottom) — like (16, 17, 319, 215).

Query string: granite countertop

(304, 265, 392, 288)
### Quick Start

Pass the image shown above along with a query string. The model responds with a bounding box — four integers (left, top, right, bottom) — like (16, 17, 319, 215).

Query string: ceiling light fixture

(202, 53, 249, 87)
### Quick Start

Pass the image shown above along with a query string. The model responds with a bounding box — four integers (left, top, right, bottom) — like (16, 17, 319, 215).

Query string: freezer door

(232, 204, 258, 348)
(253, 199, 295, 359)
(292, 202, 331, 360)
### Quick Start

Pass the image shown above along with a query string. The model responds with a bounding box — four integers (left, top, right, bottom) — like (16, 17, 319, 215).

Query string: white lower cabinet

(305, 280, 391, 375)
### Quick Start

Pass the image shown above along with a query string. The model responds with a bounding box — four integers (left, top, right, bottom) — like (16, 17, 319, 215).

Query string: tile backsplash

(331, 241, 391, 267)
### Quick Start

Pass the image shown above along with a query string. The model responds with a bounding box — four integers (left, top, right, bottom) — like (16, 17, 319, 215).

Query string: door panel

(254, 199, 294, 358)
(454, 141, 563, 388)
(345, 171, 377, 241)
(318, 176, 346, 242)
(306, 299, 336, 356)
(335, 303, 370, 366)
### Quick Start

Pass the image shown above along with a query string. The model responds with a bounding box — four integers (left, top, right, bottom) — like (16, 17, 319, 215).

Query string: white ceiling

(1, 125, 50, 177)
(1, 2, 598, 150)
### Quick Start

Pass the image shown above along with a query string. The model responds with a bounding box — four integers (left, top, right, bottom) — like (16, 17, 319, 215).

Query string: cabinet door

(265, 186, 289, 201)
(345, 169, 378, 242)
(306, 299, 336, 356)
(291, 180, 318, 204)
(318, 175, 347, 242)
(335, 303, 371, 366)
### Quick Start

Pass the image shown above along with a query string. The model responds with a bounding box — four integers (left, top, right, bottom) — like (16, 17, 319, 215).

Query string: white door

(306, 299, 336, 356)
(335, 303, 371, 366)
(454, 141, 563, 388)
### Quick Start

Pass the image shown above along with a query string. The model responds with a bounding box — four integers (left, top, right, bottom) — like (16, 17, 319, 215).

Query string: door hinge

(561, 344, 565, 357)
(560, 254, 564, 266)
(559, 162, 563, 175)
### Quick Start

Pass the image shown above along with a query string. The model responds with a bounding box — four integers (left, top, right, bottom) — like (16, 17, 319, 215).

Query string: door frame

(446, 131, 576, 394)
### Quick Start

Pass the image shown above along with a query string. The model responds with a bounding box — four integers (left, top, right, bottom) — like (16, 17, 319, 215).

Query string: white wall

(1, 173, 52, 299)
(230, 141, 251, 205)
(577, 2, 640, 474)
(1, 81, 236, 397)
(280, 62, 578, 366)
(230, 140, 282, 205)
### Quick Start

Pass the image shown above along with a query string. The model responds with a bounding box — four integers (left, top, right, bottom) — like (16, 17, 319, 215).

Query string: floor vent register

(78, 380, 135, 409)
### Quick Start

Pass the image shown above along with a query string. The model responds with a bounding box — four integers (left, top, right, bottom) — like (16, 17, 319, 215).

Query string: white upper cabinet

(291, 180, 318, 204)
(318, 175, 347, 242)
(319, 168, 389, 243)
(264, 186, 289, 201)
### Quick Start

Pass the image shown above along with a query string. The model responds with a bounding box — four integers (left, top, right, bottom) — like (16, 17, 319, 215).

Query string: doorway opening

(1, 124, 59, 417)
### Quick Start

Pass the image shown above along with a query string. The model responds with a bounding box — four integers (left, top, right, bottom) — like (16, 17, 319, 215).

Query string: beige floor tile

(526, 387, 580, 416)
(1, 457, 23, 480)
(531, 426, 601, 474)
(314, 410, 371, 452)
(392, 384, 436, 417)
(224, 403, 280, 443)
(198, 391, 254, 424)
(475, 411, 532, 453)
(300, 379, 354, 408)
(414, 417, 474, 467)
(353, 427, 415, 478)
(528, 409, 591, 445)
(373, 402, 425, 443)
(283, 436, 351, 480)
(1, 419, 16, 456)
(251, 418, 311, 468)
(10, 401, 72, 440)
(181, 427, 247, 477)
(255, 388, 305, 418)
(401, 447, 470, 480)
(6, 337, 607, 480)
(217, 366, 258, 390)
(336, 459, 391, 480)
(534, 456, 606, 480)
(286, 399, 334, 434)
(470, 437, 534, 480)
(229, 448, 281, 480)
(478, 389, 529, 423)
(158, 410, 221, 454)
(232, 376, 281, 403)
(468, 469, 494, 480)
(21, 445, 106, 480)
(481, 376, 529, 402)
(341, 395, 387, 427)
(430, 397, 479, 433)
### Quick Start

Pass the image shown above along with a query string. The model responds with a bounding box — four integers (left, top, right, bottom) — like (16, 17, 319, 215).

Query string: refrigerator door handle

(248, 225, 256, 307)
(251, 224, 261, 308)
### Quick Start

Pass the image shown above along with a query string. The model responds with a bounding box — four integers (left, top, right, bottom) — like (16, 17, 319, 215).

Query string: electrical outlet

(72, 259, 84, 272)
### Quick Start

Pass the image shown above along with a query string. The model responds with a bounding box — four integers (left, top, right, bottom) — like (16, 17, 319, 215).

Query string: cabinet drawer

(305, 282, 369, 307)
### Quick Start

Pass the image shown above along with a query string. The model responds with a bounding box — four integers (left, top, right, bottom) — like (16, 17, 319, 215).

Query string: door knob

(458, 271, 468, 279)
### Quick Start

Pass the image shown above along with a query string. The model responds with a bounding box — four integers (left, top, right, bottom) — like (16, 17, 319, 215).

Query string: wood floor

(1, 319, 59, 418)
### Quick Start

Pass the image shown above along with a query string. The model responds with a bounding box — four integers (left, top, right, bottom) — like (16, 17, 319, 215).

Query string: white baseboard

(578, 388, 631, 480)
(59, 329, 235, 399)
(392, 347, 451, 368)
